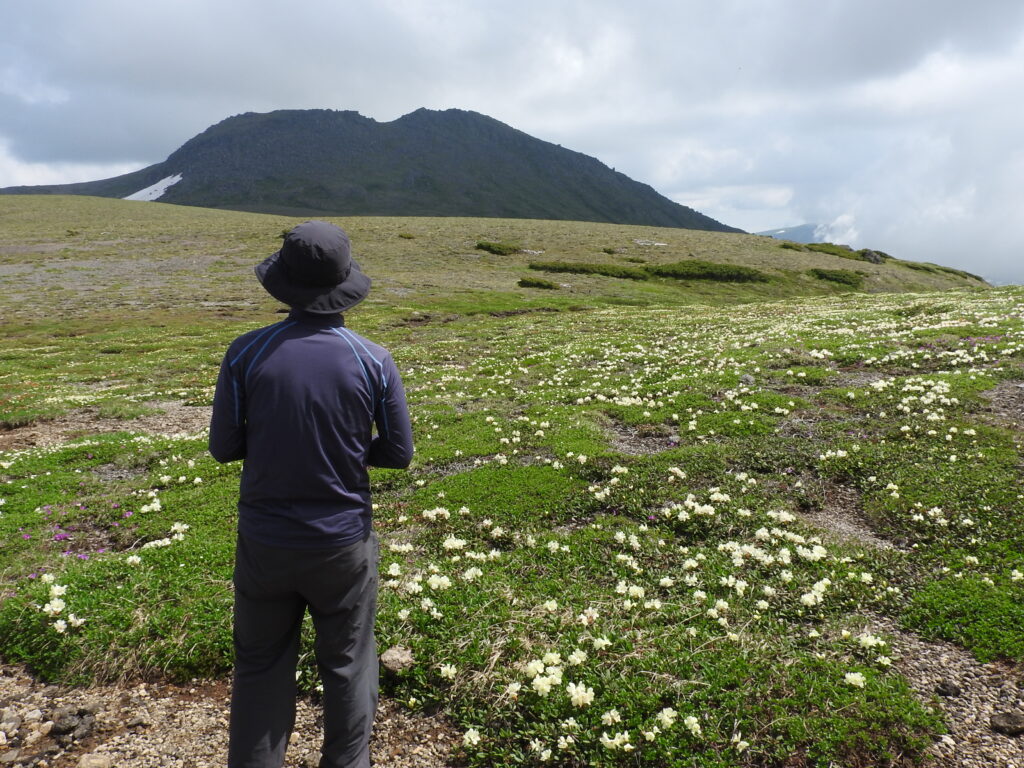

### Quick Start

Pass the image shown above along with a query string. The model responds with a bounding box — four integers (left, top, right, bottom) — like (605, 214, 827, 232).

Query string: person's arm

(209, 350, 247, 463)
(367, 353, 413, 469)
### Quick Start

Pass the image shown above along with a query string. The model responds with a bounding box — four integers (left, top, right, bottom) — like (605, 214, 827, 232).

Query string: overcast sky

(3, 1, 1023, 284)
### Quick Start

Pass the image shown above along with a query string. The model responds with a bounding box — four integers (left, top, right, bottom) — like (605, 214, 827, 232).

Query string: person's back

(211, 311, 411, 548)
(209, 221, 412, 768)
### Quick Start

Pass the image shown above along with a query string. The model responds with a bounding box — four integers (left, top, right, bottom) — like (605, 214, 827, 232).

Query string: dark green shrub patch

(646, 260, 769, 283)
(528, 261, 649, 280)
(807, 268, 865, 289)
(518, 276, 558, 290)
(476, 240, 521, 256)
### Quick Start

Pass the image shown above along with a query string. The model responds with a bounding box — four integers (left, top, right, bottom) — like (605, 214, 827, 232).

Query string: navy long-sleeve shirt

(209, 310, 413, 548)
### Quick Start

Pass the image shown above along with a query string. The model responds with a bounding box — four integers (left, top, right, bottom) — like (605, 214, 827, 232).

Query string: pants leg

(302, 533, 380, 768)
(229, 536, 306, 768)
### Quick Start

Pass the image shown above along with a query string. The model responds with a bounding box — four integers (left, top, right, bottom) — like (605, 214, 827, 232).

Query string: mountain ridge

(0, 108, 742, 232)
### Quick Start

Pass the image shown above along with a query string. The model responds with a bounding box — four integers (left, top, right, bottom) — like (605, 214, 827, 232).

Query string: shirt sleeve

(208, 349, 247, 463)
(367, 352, 414, 469)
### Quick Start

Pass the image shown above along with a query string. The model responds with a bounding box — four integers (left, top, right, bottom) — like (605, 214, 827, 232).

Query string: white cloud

(0, 140, 143, 187)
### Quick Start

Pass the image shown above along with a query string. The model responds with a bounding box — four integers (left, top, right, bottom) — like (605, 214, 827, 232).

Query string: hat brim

(255, 250, 372, 314)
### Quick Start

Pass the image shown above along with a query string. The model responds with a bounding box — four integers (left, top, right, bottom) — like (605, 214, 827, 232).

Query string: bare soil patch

(0, 402, 210, 453)
(0, 664, 459, 768)
(603, 416, 678, 455)
(977, 380, 1024, 430)
(792, 478, 904, 551)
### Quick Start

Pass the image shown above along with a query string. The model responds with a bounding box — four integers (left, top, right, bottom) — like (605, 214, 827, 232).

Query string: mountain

(757, 224, 819, 243)
(0, 109, 742, 232)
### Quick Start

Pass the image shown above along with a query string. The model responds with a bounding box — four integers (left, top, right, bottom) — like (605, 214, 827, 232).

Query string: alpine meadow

(1, 195, 1022, 767)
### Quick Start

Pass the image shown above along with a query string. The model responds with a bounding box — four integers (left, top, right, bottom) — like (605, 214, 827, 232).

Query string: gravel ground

(0, 665, 459, 768)
(867, 615, 1024, 768)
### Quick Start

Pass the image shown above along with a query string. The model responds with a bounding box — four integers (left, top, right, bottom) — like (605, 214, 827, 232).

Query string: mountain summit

(1, 109, 741, 232)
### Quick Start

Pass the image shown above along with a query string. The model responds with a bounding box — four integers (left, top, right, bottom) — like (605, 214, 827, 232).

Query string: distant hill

(757, 224, 819, 243)
(0, 109, 742, 232)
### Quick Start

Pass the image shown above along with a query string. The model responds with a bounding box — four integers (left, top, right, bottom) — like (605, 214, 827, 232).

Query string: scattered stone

(77, 755, 112, 768)
(0, 750, 19, 765)
(24, 710, 42, 723)
(302, 750, 322, 768)
(740, 373, 755, 385)
(936, 679, 962, 697)
(381, 645, 415, 673)
(50, 707, 81, 736)
(990, 712, 1024, 737)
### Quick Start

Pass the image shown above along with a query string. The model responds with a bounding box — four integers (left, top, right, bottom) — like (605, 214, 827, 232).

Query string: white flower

(683, 715, 702, 737)
(525, 659, 546, 677)
(439, 663, 457, 679)
(505, 682, 522, 699)
(426, 574, 451, 590)
(42, 598, 66, 616)
(462, 728, 481, 746)
(52, 619, 67, 633)
(68, 613, 85, 627)
(442, 536, 466, 550)
(462, 566, 483, 582)
(126, 554, 142, 566)
(567, 649, 587, 666)
(532, 675, 554, 696)
(542, 651, 562, 666)
(601, 709, 622, 725)
(41, 573, 55, 584)
(566, 681, 595, 707)
(542, 599, 558, 612)
(844, 672, 866, 688)
(592, 636, 612, 651)
(656, 707, 678, 728)
(49, 584, 67, 597)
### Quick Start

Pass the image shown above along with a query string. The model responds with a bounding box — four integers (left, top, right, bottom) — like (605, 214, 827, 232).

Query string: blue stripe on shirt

(244, 321, 297, 381)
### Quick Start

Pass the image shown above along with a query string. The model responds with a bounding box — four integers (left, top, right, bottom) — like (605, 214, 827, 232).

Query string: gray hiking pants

(228, 531, 379, 768)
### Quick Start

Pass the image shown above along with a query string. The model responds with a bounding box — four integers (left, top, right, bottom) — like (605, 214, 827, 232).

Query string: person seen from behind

(209, 221, 413, 768)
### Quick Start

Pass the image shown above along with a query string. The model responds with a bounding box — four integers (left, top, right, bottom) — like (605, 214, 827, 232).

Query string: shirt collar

(287, 308, 346, 327)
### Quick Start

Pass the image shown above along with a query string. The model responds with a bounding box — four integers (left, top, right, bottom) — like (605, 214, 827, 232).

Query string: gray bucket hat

(255, 221, 371, 314)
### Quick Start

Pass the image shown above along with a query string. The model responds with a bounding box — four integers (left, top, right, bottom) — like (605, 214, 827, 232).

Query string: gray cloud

(2, 0, 1023, 282)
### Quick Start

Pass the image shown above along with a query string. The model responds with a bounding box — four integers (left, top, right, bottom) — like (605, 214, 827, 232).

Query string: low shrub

(528, 261, 649, 280)
(476, 240, 520, 256)
(779, 241, 805, 251)
(806, 242, 858, 258)
(398, 233, 415, 240)
(518, 276, 558, 290)
(647, 260, 769, 283)
(808, 268, 865, 288)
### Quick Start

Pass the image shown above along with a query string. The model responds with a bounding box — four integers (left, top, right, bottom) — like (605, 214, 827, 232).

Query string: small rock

(0, 750, 19, 765)
(935, 679, 962, 697)
(380, 646, 415, 673)
(23, 710, 42, 723)
(125, 716, 149, 728)
(71, 714, 95, 741)
(49, 708, 80, 736)
(990, 712, 1024, 736)
(740, 373, 755, 385)
(301, 751, 321, 768)
(77, 755, 112, 768)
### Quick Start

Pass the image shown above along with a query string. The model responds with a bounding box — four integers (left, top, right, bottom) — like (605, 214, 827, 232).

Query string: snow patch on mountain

(124, 173, 182, 201)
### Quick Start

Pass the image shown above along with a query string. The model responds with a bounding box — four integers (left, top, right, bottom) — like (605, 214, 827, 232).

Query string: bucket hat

(255, 221, 371, 314)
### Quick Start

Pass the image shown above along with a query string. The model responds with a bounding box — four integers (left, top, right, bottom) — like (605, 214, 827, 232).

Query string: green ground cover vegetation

(0, 196, 1020, 766)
